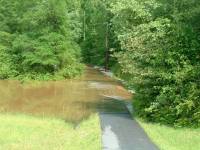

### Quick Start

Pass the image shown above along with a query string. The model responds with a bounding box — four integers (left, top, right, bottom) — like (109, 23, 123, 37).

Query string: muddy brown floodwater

(0, 67, 132, 123)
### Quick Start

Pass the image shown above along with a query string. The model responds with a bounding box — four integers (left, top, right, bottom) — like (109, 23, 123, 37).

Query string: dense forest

(0, 0, 200, 127)
(0, 0, 84, 80)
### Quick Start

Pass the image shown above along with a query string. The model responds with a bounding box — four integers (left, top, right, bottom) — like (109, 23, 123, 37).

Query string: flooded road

(0, 67, 132, 123)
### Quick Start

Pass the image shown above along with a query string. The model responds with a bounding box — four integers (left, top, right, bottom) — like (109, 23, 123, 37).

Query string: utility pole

(105, 22, 109, 71)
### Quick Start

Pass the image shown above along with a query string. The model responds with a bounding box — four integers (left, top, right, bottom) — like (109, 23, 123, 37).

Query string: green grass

(0, 114, 101, 150)
(137, 119, 200, 150)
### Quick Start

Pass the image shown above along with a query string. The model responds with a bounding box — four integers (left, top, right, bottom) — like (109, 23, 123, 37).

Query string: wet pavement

(100, 111, 159, 150)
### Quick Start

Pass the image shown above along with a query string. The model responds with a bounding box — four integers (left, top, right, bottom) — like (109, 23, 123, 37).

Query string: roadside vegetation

(109, 0, 200, 127)
(0, 114, 101, 150)
(138, 119, 200, 150)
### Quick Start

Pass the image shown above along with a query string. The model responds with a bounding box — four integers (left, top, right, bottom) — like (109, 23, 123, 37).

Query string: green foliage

(0, 0, 200, 127)
(0, 45, 16, 79)
(0, 31, 17, 79)
(0, 0, 84, 81)
(109, 0, 200, 127)
(138, 118, 200, 150)
(0, 114, 101, 150)
(80, 0, 117, 67)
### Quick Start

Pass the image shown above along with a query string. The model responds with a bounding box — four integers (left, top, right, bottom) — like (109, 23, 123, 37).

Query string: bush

(0, 0, 84, 81)
(110, 0, 200, 127)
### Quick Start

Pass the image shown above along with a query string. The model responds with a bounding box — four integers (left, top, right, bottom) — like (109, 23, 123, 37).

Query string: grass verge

(0, 113, 101, 150)
(137, 119, 200, 150)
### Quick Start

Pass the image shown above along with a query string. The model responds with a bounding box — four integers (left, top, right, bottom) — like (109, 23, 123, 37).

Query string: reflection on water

(0, 67, 132, 123)
(102, 125, 120, 149)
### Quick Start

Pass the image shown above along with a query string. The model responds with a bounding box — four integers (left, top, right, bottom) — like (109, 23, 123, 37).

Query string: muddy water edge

(0, 67, 132, 124)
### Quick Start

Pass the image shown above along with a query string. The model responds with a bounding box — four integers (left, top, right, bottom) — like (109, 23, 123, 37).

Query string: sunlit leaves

(110, 0, 200, 127)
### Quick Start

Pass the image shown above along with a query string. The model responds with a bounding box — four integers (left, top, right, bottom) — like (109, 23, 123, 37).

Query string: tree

(81, 0, 117, 69)
(0, 0, 84, 80)
(109, 0, 200, 127)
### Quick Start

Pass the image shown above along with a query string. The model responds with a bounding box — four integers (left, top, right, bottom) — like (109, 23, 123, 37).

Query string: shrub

(0, 0, 84, 81)
(110, 0, 200, 127)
